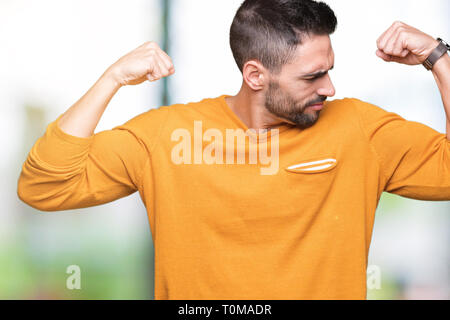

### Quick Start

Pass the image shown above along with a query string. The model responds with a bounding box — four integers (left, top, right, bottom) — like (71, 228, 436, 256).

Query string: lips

(307, 103, 324, 110)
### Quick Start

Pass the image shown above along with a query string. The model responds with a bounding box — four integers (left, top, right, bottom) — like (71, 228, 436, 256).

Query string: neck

(225, 84, 293, 130)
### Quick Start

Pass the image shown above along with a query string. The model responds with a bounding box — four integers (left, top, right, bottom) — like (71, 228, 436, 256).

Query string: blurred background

(0, 0, 449, 299)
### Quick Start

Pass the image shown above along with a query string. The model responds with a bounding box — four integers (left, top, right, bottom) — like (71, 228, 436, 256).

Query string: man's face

(264, 34, 336, 129)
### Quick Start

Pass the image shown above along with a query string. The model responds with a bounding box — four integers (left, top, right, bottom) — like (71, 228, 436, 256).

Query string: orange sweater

(17, 95, 450, 299)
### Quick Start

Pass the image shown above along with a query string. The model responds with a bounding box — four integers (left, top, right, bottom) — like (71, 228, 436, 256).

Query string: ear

(242, 60, 266, 91)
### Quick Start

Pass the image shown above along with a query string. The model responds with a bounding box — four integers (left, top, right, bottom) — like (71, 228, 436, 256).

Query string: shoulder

(111, 95, 224, 142)
(166, 95, 226, 123)
(126, 95, 223, 125)
(325, 97, 384, 112)
(331, 97, 402, 116)
(324, 97, 405, 123)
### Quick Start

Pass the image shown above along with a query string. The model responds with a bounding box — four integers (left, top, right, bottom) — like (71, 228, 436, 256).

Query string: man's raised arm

(375, 21, 450, 139)
(17, 42, 174, 211)
(355, 22, 450, 201)
(59, 41, 175, 138)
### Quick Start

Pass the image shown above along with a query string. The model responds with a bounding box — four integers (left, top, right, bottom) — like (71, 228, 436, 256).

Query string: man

(17, 0, 449, 299)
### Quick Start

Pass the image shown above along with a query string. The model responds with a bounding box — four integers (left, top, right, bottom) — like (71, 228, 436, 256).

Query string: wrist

(424, 38, 450, 70)
(103, 66, 125, 90)
(431, 52, 450, 75)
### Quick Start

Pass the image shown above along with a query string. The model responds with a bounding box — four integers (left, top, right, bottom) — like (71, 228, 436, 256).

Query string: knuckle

(147, 55, 156, 64)
(152, 68, 161, 76)
(145, 41, 158, 49)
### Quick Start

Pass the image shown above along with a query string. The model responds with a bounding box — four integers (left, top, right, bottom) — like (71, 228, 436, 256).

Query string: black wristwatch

(423, 38, 450, 71)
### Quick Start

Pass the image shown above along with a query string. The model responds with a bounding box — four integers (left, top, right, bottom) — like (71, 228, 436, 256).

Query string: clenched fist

(108, 41, 175, 87)
(376, 21, 439, 66)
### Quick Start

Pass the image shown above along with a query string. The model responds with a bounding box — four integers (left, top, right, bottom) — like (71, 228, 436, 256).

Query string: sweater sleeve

(17, 107, 169, 212)
(352, 98, 450, 201)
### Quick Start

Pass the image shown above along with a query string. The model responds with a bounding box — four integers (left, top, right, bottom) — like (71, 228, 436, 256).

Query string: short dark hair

(229, 0, 337, 75)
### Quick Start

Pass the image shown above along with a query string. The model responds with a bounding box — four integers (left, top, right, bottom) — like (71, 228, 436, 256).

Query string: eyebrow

(300, 65, 334, 78)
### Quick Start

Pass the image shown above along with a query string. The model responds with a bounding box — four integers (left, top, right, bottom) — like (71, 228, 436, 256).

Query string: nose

(317, 74, 336, 98)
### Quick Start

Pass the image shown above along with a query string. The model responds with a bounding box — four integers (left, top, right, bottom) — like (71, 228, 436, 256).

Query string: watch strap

(423, 38, 449, 70)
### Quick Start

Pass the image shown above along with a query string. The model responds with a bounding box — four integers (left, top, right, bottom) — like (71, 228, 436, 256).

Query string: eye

(304, 72, 328, 82)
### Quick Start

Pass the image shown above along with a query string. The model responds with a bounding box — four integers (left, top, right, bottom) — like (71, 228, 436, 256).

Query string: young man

(17, 0, 450, 299)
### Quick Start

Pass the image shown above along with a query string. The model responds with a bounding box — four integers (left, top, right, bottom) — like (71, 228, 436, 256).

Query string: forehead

(282, 34, 334, 74)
